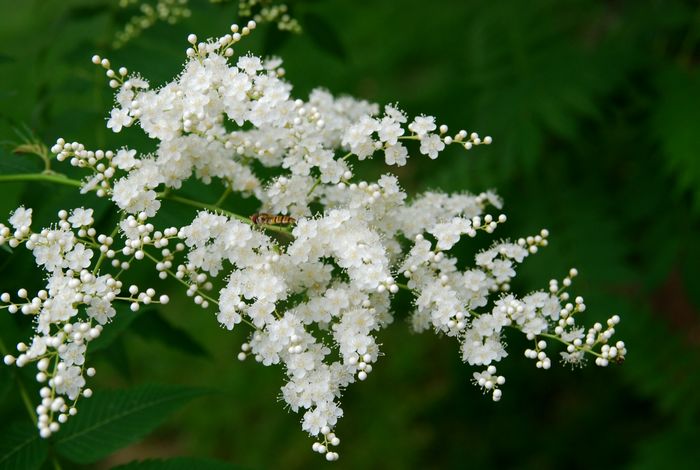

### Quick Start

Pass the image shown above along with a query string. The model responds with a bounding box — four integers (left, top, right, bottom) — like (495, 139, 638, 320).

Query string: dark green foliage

(653, 66, 700, 211)
(0, 0, 698, 468)
(300, 12, 347, 60)
(0, 423, 48, 470)
(113, 457, 247, 470)
(91, 306, 209, 357)
(54, 384, 207, 464)
(90, 305, 152, 353)
(130, 310, 210, 358)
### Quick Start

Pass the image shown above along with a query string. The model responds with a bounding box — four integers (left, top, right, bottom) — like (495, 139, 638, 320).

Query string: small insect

(250, 213, 296, 226)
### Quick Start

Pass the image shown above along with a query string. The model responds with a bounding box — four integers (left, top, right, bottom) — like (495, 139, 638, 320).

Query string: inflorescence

(0, 21, 626, 460)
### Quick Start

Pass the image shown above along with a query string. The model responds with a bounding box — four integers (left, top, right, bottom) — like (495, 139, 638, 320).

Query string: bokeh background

(1, 0, 699, 468)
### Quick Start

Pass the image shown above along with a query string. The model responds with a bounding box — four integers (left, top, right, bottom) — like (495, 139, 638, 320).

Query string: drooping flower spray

(0, 21, 626, 461)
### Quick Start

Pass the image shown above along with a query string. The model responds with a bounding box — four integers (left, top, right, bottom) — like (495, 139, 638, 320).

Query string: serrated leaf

(55, 384, 207, 464)
(131, 310, 210, 358)
(301, 13, 346, 59)
(653, 67, 700, 211)
(112, 457, 245, 470)
(0, 423, 48, 470)
(0, 150, 42, 174)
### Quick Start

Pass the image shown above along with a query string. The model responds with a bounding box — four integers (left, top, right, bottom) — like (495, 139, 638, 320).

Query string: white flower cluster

(1, 22, 626, 460)
(0, 207, 170, 438)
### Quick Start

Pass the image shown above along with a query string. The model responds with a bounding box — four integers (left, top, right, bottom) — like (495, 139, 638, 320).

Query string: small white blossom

(408, 115, 436, 136)
(68, 208, 94, 228)
(9, 207, 32, 232)
(107, 107, 132, 132)
(419, 133, 445, 159)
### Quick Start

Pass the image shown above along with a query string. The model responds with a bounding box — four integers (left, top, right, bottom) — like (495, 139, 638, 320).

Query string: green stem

(50, 455, 63, 470)
(394, 283, 603, 359)
(307, 151, 354, 198)
(0, 173, 293, 238)
(306, 179, 321, 197)
(214, 185, 232, 207)
(165, 194, 250, 223)
(142, 250, 257, 330)
(0, 173, 82, 188)
(92, 216, 124, 274)
(164, 194, 293, 237)
(539, 332, 603, 359)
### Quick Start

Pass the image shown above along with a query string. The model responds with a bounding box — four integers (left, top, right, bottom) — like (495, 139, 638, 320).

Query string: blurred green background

(0, 0, 699, 468)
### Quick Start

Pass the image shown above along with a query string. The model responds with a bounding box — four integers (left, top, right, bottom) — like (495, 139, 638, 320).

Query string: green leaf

(0, 149, 42, 174)
(55, 384, 207, 464)
(629, 423, 700, 470)
(301, 13, 346, 60)
(131, 310, 210, 358)
(0, 422, 48, 470)
(0, 366, 11, 402)
(102, 336, 133, 380)
(653, 67, 700, 211)
(112, 457, 245, 470)
(90, 305, 150, 353)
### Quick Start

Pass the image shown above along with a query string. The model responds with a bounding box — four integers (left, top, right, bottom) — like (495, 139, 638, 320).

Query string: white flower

(384, 143, 408, 166)
(384, 104, 407, 123)
(419, 133, 445, 159)
(68, 208, 94, 228)
(113, 148, 139, 170)
(65, 244, 93, 270)
(55, 365, 85, 400)
(430, 217, 472, 250)
(1, 25, 625, 457)
(408, 115, 436, 136)
(87, 298, 116, 325)
(217, 308, 242, 330)
(107, 107, 132, 132)
(8, 207, 32, 231)
(237, 55, 263, 75)
(60, 343, 86, 366)
(491, 259, 515, 283)
(377, 116, 404, 145)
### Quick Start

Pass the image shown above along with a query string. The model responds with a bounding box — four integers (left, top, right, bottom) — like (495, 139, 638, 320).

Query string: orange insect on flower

(250, 213, 296, 225)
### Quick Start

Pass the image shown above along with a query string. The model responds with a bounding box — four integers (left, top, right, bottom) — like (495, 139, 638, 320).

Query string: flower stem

(0, 173, 82, 188)
(394, 283, 603, 359)
(50, 455, 63, 470)
(164, 194, 293, 237)
(141, 250, 258, 330)
(214, 185, 232, 207)
(306, 179, 321, 197)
